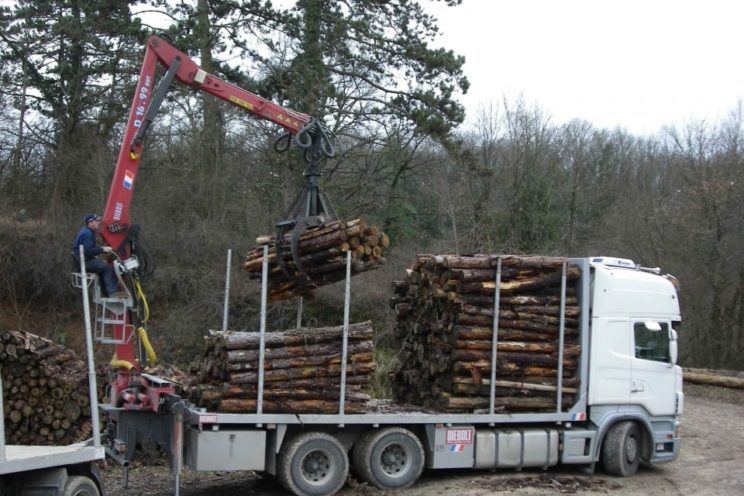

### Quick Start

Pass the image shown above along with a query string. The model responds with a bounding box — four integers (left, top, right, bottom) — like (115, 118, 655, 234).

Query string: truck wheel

(63, 476, 100, 496)
(354, 427, 424, 490)
(277, 431, 348, 496)
(602, 421, 642, 477)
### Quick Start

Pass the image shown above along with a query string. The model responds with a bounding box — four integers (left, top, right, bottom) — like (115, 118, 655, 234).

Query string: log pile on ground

(683, 368, 744, 389)
(191, 321, 376, 413)
(244, 219, 389, 302)
(391, 255, 582, 413)
(1, 330, 95, 445)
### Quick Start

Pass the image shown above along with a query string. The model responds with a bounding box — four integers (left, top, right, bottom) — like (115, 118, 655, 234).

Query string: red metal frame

(100, 36, 312, 410)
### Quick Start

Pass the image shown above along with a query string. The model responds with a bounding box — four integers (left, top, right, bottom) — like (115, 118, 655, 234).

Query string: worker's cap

(84, 213, 102, 223)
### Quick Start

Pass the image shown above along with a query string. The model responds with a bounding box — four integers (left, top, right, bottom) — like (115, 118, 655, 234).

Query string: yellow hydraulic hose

(110, 355, 136, 370)
(134, 279, 150, 323)
(137, 326, 157, 364)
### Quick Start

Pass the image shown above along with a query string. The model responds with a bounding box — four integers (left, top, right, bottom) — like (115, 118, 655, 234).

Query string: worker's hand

(102, 246, 113, 254)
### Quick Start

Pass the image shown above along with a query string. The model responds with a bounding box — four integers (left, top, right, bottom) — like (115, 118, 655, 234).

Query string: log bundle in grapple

(391, 255, 582, 413)
(1, 331, 94, 445)
(244, 219, 389, 302)
(191, 321, 376, 413)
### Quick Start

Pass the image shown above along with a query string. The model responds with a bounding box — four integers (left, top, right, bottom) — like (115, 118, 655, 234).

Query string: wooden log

(226, 352, 373, 372)
(455, 340, 559, 353)
(453, 360, 574, 378)
(229, 362, 375, 384)
(453, 325, 580, 341)
(453, 375, 580, 388)
(227, 340, 372, 363)
(451, 378, 577, 394)
(459, 305, 580, 327)
(444, 395, 575, 411)
(456, 294, 578, 306)
(456, 316, 575, 334)
(457, 266, 581, 295)
(197, 384, 370, 402)
(452, 382, 577, 396)
(218, 398, 368, 414)
(683, 372, 744, 389)
(217, 321, 373, 350)
(453, 350, 577, 368)
(446, 268, 540, 283)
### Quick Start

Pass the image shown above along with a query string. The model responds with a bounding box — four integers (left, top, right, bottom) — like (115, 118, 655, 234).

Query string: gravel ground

(103, 384, 744, 496)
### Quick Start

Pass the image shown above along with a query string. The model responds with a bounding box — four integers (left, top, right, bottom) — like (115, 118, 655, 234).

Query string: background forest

(1, 0, 742, 371)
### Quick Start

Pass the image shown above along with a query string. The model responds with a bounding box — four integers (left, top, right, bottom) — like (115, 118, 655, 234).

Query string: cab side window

(633, 322, 670, 362)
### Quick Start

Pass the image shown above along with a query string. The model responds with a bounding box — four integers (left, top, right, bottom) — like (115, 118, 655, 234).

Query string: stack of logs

(244, 219, 389, 302)
(1, 331, 94, 445)
(191, 321, 376, 413)
(391, 255, 582, 413)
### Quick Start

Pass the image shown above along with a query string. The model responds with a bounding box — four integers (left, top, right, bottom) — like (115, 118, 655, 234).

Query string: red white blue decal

(448, 444, 466, 452)
(572, 412, 587, 421)
(123, 170, 135, 190)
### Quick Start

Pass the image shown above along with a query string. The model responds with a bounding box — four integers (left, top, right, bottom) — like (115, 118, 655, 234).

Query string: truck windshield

(633, 322, 671, 363)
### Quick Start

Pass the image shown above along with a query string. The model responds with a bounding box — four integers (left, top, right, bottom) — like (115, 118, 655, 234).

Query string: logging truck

(87, 37, 682, 495)
(97, 254, 682, 496)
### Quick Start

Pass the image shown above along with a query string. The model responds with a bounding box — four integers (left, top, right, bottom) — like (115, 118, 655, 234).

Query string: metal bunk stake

(257, 245, 269, 421)
(556, 261, 568, 413)
(338, 251, 352, 419)
(489, 257, 502, 417)
(222, 249, 232, 332)
(79, 245, 101, 447)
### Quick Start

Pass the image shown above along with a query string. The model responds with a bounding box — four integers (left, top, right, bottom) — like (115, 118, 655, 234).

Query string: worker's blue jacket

(71, 226, 104, 262)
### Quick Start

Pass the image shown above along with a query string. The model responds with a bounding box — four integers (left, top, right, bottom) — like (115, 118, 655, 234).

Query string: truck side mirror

(669, 328, 678, 365)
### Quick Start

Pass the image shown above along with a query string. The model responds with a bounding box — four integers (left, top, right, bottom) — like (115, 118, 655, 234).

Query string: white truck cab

(586, 256, 683, 473)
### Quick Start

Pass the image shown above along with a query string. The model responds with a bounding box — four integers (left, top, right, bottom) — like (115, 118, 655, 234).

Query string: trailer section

(102, 255, 683, 496)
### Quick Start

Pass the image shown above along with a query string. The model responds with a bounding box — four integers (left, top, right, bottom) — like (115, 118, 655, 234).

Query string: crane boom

(97, 36, 336, 411)
(102, 36, 313, 251)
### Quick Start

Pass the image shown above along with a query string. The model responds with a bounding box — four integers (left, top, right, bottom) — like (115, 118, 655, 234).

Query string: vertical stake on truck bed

(79, 245, 101, 447)
(489, 257, 502, 417)
(338, 250, 352, 420)
(257, 245, 269, 422)
(172, 406, 183, 496)
(296, 297, 303, 329)
(222, 249, 232, 332)
(556, 261, 567, 413)
(0, 364, 5, 461)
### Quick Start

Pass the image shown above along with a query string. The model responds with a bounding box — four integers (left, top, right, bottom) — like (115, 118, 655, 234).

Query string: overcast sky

(427, 0, 744, 135)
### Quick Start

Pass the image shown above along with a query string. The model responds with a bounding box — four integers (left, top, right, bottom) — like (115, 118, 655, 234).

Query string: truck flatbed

(0, 442, 104, 476)
(183, 400, 589, 427)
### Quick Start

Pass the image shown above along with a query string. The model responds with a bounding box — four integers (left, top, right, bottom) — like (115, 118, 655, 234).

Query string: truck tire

(63, 475, 100, 496)
(277, 431, 348, 496)
(602, 421, 641, 477)
(353, 427, 424, 490)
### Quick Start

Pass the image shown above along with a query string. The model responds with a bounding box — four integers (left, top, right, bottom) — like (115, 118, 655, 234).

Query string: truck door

(588, 319, 632, 406)
(629, 320, 677, 416)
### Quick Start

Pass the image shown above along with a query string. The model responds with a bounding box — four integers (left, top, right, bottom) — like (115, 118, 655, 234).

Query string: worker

(71, 213, 121, 297)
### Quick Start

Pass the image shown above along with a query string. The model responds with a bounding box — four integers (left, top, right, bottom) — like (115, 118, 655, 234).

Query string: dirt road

(103, 384, 744, 496)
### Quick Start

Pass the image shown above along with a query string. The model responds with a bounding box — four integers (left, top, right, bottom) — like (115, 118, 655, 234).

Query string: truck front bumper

(649, 419, 680, 464)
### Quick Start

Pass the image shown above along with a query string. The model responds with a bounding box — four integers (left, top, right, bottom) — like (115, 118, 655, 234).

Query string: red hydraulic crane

(98, 36, 337, 411)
